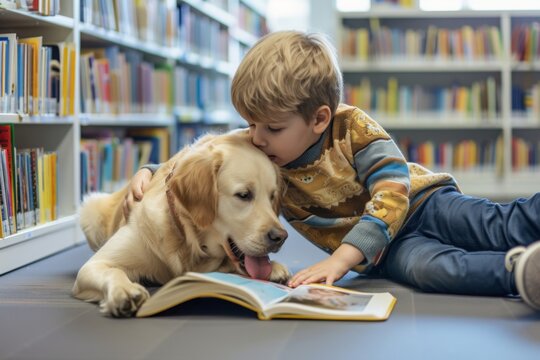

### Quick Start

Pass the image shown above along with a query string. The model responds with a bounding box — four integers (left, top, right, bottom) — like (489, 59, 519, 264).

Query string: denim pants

(382, 186, 540, 296)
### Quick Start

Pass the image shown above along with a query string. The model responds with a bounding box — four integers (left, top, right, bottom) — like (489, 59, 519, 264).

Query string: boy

(124, 31, 540, 310)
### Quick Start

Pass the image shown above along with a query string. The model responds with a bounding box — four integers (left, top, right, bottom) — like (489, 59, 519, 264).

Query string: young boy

(124, 31, 540, 310)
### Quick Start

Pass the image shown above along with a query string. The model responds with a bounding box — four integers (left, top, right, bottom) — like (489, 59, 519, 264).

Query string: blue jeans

(382, 186, 540, 296)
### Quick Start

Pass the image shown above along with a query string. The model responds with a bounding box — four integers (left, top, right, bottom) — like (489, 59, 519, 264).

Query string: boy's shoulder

(333, 104, 389, 141)
(334, 104, 377, 127)
(335, 103, 360, 120)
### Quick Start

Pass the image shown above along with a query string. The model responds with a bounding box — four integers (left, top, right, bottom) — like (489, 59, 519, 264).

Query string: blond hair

(231, 31, 342, 123)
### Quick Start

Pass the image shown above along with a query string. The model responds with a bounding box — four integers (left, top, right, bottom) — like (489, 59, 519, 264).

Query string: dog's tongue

(244, 255, 272, 280)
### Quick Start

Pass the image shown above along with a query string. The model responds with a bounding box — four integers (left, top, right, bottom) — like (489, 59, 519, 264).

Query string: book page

(192, 272, 291, 308)
(265, 284, 396, 320)
(281, 285, 372, 312)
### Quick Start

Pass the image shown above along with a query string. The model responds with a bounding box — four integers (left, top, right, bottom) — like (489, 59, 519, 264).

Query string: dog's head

(168, 131, 287, 279)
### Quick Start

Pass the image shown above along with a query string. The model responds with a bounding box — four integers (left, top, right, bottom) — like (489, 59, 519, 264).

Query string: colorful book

(0, 124, 16, 233)
(18, 36, 42, 115)
(0, 33, 17, 113)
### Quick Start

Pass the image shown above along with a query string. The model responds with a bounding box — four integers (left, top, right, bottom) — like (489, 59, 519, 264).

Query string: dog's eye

(235, 190, 253, 201)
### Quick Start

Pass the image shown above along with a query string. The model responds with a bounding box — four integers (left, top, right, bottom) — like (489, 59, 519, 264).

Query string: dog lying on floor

(72, 130, 290, 317)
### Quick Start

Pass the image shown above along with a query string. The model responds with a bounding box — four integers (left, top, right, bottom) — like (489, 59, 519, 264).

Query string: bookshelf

(0, 0, 267, 274)
(338, 8, 540, 200)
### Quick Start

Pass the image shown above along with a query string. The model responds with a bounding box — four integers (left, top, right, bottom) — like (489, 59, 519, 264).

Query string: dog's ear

(170, 148, 222, 229)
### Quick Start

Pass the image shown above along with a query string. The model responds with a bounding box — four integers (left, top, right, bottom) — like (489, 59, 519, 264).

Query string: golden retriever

(72, 130, 290, 317)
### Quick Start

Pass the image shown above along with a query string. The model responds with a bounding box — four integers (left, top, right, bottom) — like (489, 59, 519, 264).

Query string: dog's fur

(73, 131, 290, 317)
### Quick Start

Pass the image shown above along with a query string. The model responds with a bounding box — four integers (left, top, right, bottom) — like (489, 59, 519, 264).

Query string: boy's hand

(123, 168, 153, 220)
(288, 243, 365, 287)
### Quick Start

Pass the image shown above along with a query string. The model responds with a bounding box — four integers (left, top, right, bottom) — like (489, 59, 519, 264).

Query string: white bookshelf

(338, 9, 540, 200)
(0, 0, 267, 274)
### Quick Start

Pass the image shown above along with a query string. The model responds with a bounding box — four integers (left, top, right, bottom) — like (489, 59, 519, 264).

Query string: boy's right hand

(123, 168, 153, 220)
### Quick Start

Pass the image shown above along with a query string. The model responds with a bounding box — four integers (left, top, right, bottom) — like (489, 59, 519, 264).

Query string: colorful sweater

(281, 104, 458, 273)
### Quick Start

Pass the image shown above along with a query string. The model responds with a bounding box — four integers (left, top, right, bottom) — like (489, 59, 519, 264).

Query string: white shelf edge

(0, 215, 79, 275)
(0, 113, 75, 124)
(341, 59, 503, 72)
(175, 106, 203, 122)
(240, 0, 267, 16)
(368, 112, 503, 129)
(512, 61, 540, 71)
(230, 27, 258, 46)
(182, 0, 235, 27)
(79, 113, 174, 127)
(510, 113, 540, 128)
(338, 9, 537, 19)
(175, 107, 238, 125)
(0, 215, 77, 249)
(79, 23, 181, 59)
(0, 7, 74, 28)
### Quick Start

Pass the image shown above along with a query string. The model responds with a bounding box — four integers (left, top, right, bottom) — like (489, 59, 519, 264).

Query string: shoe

(505, 241, 540, 310)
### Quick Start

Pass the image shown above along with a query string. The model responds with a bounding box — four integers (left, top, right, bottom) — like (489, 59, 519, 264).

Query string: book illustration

(281, 285, 371, 312)
(203, 271, 291, 307)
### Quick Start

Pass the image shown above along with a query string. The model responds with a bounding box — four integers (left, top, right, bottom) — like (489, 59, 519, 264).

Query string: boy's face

(247, 113, 322, 167)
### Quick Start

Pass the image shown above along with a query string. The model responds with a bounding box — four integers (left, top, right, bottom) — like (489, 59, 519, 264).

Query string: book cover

(136, 272, 396, 321)
(0, 149, 11, 236)
(0, 124, 16, 232)
(18, 36, 42, 115)
(0, 33, 17, 113)
(29, 148, 39, 225)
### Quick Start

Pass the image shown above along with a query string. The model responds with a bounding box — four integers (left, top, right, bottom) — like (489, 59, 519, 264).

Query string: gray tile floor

(1, 222, 540, 360)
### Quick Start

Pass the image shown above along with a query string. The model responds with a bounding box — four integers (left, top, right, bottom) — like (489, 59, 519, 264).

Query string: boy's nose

(251, 130, 267, 147)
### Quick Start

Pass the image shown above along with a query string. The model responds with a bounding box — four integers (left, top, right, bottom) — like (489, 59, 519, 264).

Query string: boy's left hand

(288, 243, 365, 287)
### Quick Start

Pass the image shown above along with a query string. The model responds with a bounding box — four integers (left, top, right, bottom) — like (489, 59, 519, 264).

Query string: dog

(72, 130, 290, 317)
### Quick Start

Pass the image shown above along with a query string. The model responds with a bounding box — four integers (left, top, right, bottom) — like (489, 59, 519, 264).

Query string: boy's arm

(290, 111, 410, 287)
(341, 112, 410, 267)
(122, 164, 162, 219)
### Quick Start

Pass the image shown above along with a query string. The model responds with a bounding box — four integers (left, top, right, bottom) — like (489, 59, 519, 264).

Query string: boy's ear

(312, 105, 332, 135)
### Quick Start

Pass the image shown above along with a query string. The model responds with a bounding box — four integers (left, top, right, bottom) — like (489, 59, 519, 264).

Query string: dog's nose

(267, 227, 288, 244)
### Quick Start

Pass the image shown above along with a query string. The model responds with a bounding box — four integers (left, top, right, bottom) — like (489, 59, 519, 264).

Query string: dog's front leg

(72, 226, 150, 317)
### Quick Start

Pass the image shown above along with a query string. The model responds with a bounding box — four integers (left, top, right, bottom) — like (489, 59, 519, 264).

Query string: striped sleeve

(341, 112, 410, 265)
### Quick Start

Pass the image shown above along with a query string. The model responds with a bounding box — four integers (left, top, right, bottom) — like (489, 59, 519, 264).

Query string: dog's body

(73, 131, 289, 317)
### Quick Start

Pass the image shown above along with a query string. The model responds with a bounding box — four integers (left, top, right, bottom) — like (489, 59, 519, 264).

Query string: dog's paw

(268, 261, 291, 284)
(99, 282, 150, 317)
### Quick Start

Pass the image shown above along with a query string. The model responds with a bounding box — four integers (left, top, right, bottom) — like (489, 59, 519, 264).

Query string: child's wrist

(334, 243, 365, 268)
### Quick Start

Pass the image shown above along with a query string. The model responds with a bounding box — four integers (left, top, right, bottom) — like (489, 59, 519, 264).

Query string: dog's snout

(267, 227, 288, 244)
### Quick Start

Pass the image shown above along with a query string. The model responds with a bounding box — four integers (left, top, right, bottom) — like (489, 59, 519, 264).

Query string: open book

(136, 272, 396, 321)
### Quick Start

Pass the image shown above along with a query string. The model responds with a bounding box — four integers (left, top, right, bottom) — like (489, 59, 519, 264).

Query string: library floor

(1, 222, 540, 360)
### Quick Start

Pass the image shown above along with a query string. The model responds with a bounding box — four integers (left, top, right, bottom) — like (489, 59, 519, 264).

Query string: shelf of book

(0, 0, 267, 272)
(338, 9, 540, 199)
